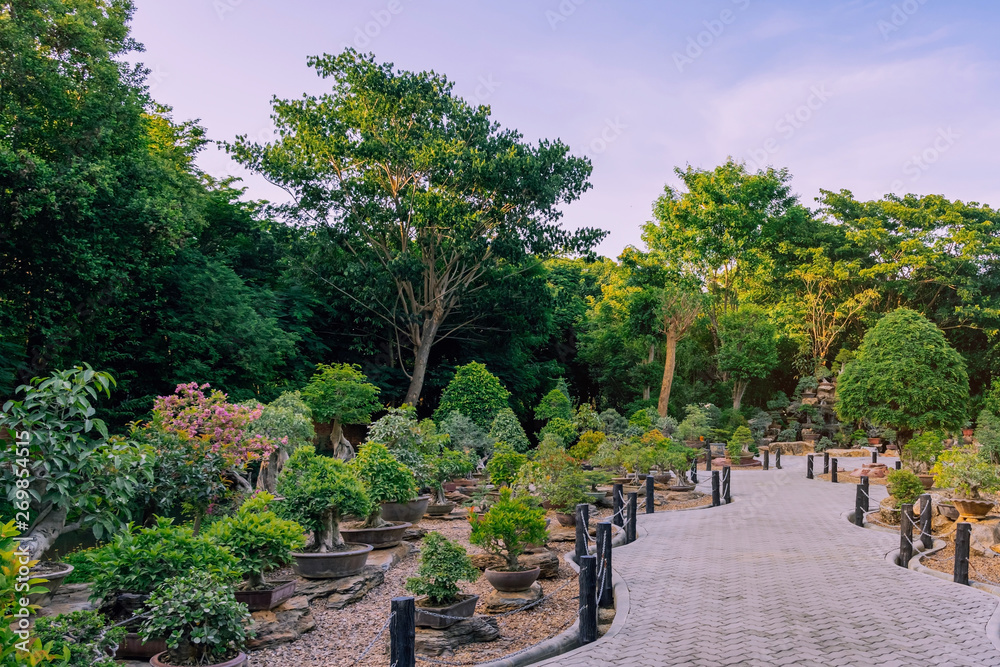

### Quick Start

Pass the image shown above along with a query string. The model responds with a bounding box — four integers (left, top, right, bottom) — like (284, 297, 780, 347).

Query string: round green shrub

(535, 387, 573, 422)
(486, 445, 527, 488)
(405, 532, 480, 606)
(489, 408, 530, 454)
(469, 488, 547, 571)
(434, 362, 511, 429)
(886, 469, 925, 509)
(350, 443, 418, 526)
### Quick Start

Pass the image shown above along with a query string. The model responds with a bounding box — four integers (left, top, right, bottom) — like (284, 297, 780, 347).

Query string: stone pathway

(538, 456, 1000, 667)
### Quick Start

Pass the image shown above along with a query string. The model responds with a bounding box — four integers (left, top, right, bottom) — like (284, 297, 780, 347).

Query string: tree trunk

(256, 447, 290, 493)
(317, 507, 336, 552)
(24, 506, 67, 560)
(404, 315, 443, 406)
(732, 379, 749, 411)
(330, 420, 355, 461)
(192, 513, 203, 536)
(658, 327, 679, 418)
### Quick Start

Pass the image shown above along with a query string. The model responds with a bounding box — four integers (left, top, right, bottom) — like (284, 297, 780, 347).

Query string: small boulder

(294, 567, 385, 609)
(415, 617, 500, 656)
(971, 520, 1000, 556)
(483, 582, 543, 614)
(247, 595, 316, 648)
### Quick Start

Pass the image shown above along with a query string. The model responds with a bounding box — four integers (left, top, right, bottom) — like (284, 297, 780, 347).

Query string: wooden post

(627, 492, 638, 543)
(899, 503, 913, 568)
(575, 503, 589, 560)
(823, 452, 830, 475)
(775, 447, 782, 469)
(763, 448, 769, 471)
(705, 447, 712, 471)
(579, 555, 598, 644)
(690, 456, 698, 484)
(807, 454, 814, 479)
(722, 466, 731, 504)
(645, 474, 655, 514)
(954, 522, 971, 585)
(871, 448, 878, 464)
(855, 484, 865, 527)
(831, 458, 838, 483)
(895, 460, 901, 471)
(711, 470, 721, 507)
(860, 476, 870, 512)
(612, 483, 624, 528)
(596, 521, 613, 607)
(390, 597, 416, 667)
(919, 494, 932, 550)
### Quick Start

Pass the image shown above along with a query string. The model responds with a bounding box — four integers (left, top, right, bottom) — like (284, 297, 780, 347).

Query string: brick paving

(538, 456, 1000, 667)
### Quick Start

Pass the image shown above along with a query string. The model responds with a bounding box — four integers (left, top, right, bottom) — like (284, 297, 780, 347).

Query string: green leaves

(350, 443, 418, 507)
(486, 446, 527, 488)
(301, 363, 381, 426)
(276, 446, 373, 537)
(434, 362, 511, 429)
(405, 532, 479, 606)
(206, 497, 306, 588)
(469, 488, 547, 571)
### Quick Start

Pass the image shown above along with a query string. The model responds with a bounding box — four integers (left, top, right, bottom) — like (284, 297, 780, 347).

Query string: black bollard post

(645, 474, 654, 514)
(690, 456, 699, 484)
(871, 448, 878, 464)
(390, 597, 416, 667)
(823, 452, 830, 475)
(899, 503, 914, 567)
(919, 494, 932, 549)
(705, 447, 712, 471)
(954, 522, 972, 585)
(711, 470, 721, 507)
(807, 454, 814, 479)
(579, 555, 598, 644)
(855, 484, 866, 527)
(775, 447, 782, 469)
(763, 448, 769, 471)
(722, 466, 731, 504)
(627, 492, 638, 543)
(860, 476, 870, 512)
(895, 460, 901, 471)
(575, 503, 589, 560)
(612, 483, 624, 528)
(831, 458, 838, 483)
(596, 521, 613, 607)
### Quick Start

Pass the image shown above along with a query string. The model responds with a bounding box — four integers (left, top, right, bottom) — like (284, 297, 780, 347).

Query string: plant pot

(669, 485, 696, 492)
(611, 477, 630, 485)
(380, 495, 431, 524)
(917, 474, 934, 490)
(963, 428, 975, 437)
(116, 633, 168, 660)
(484, 567, 541, 592)
(26, 562, 73, 604)
(291, 543, 373, 579)
(426, 503, 456, 517)
(554, 512, 576, 527)
(340, 522, 412, 549)
(151, 651, 248, 667)
(415, 594, 479, 629)
(234, 580, 296, 611)
(443, 482, 457, 492)
(868, 438, 881, 445)
(939, 503, 959, 521)
(653, 473, 672, 484)
(952, 498, 995, 521)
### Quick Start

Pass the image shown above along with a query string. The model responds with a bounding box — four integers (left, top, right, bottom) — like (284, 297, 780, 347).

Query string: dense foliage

(469, 488, 548, 571)
(405, 532, 480, 606)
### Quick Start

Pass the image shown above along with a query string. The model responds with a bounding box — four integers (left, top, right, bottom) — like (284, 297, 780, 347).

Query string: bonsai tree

(206, 494, 306, 590)
(886, 469, 925, 509)
(676, 404, 711, 442)
(489, 408, 531, 454)
(426, 449, 477, 505)
(815, 437, 834, 452)
(300, 363, 381, 459)
(619, 433, 659, 481)
(275, 446, 372, 552)
(434, 362, 511, 429)
(776, 427, 799, 443)
(901, 431, 944, 474)
(727, 426, 754, 463)
(440, 411, 495, 460)
(405, 532, 480, 606)
(349, 443, 418, 528)
(469, 488, 548, 572)
(486, 444, 527, 488)
(931, 447, 1000, 499)
(535, 385, 573, 422)
(248, 391, 316, 492)
(538, 417, 578, 448)
(570, 430, 606, 461)
(975, 409, 1000, 464)
(836, 308, 969, 447)
(140, 574, 252, 666)
(545, 466, 589, 514)
(653, 438, 697, 485)
(33, 610, 126, 667)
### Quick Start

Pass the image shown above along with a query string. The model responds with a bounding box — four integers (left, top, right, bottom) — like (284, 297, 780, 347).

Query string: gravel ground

(250, 490, 707, 666)
(921, 543, 1000, 588)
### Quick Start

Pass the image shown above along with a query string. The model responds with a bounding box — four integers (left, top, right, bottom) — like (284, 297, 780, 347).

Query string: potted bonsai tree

(342, 443, 419, 548)
(469, 488, 548, 592)
(275, 445, 374, 579)
(726, 426, 756, 466)
(405, 532, 482, 629)
(931, 447, 1000, 520)
(206, 493, 306, 610)
(426, 449, 477, 516)
(141, 574, 252, 667)
(655, 439, 698, 491)
(300, 363, 381, 460)
(486, 443, 528, 488)
(901, 430, 944, 489)
(546, 467, 589, 527)
(33, 610, 126, 666)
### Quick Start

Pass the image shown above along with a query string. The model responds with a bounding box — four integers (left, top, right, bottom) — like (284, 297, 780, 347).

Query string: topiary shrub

(599, 409, 629, 435)
(33, 610, 126, 667)
(301, 363, 381, 457)
(425, 449, 477, 504)
(441, 411, 494, 459)
(405, 532, 480, 606)
(570, 430, 605, 460)
(487, 445, 527, 488)
(573, 403, 604, 433)
(206, 494, 306, 590)
(434, 362, 511, 429)
(489, 408, 530, 454)
(886, 469, 925, 509)
(539, 417, 578, 448)
(535, 387, 573, 422)
(350, 443, 418, 527)
(628, 408, 654, 430)
(469, 488, 547, 571)
(727, 426, 753, 463)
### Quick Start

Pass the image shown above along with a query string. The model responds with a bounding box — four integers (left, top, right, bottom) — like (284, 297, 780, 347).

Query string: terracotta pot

(868, 438, 881, 445)
(291, 543, 373, 579)
(963, 428, 975, 437)
(917, 474, 934, 490)
(484, 567, 541, 592)
(116, 633, 167, 660)
(426, 503, 455, 517)
(554, 512, 576, 527)
(151, 651, 248, 667)
(234, 580, 296, 611)
(952, 498, 995, 520)
(380, 495, 431, 524)
(340, 522, 412, 549)
(414, 594, 479, 629)
(26, 562, 73, 605)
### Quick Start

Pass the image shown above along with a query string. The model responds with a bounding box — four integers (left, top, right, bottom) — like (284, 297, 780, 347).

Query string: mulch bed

(921, 543, 1000, 588)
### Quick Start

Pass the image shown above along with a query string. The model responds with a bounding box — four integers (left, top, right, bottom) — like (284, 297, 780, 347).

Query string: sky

(130, 0, 1000, 256)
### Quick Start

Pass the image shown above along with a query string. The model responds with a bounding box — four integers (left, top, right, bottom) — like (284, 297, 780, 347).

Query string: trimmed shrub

(434, 362, 511, 429)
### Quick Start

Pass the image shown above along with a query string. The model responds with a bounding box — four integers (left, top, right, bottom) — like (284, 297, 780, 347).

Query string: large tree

(227, 50, 603, 406)
(717, 305, 778, 410)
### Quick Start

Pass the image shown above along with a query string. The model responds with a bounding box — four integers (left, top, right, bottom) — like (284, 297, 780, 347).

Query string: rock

(469, 553, 505, 571)
(415, 616, 500, 656)
(825, 448, 873, 458)
(970, 520, 1000, 556)
(403, 527, 428, 542)
(366, 542, 413, 572)
(294, 567, 385, 609)
(667, 491, 702, 502)
(483, 582, 543, 614)
(469, 551, 559, 579)
(548, 526, 576, 543)
(598, 607, 616, 624)
(766, 441, 815, 455)
(36, 583, 96, 618)
(247, 595, 316, 648)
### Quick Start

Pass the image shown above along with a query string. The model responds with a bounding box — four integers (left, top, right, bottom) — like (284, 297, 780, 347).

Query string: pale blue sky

(131, 0, 1000, 255)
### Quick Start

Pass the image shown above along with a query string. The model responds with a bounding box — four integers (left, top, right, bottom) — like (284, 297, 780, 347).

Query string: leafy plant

(405, 532, 480, 606)
(573, 403, 604, 434)
(425, 449, 477, 504)
(792, 376, 818, 399)
(350, 443, 418, 527)
(675, 405, 711, 442)
(931, 447, 1000, 499)
(902, 431, 944, 474)
(248, 391, 316, 492)
(440, 411, 494, 460)
(434, 362, 511, 429)
(469, 488, 548, 571)
(598, 409, 629, 436)
(975, 410, 1000, 464)
(766, 391, 790, 411)
(206, 494, 306, 590)
(535, 387, 573, 422)
(815, 437, 834, 452)
(275, 446, 372, 552)
(487, 445, 528, 488)
(87, 517, 239, 603)
(886, 469, 925, 509)
(570, 430, 605, 460)
(33, 610, 126, 667)
(591, 436, 624, 473)
(538, 417, 578, 448)
(748, 409, 772, 440)
(546, 468, 589, 513)
(628, 408, 654, 430)
(727, 426, 753, 463)
(140, 574, 252, 666)
(0, 520, 61, 666)
(301, 363, 381, 456)
(489, 409, 531, 454)
(776, 428, 799, 442)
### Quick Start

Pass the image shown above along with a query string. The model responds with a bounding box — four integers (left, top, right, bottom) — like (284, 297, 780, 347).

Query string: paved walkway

(539, 456, 1000, 667)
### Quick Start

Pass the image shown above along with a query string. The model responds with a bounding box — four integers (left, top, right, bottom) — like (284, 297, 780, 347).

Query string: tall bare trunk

(330, 420, 355, 461)
(24, 506, 68, 560)
(732, 379, 749, 411)
(658, 327, 679, 418)
(643, 343, 655, 401)
(256, 448, 290, 493)
(404, 315, 442, 406)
